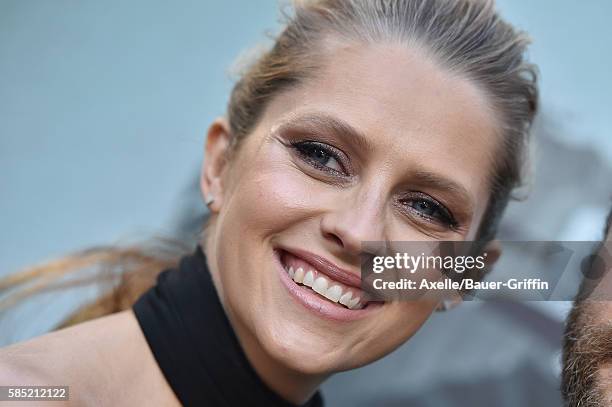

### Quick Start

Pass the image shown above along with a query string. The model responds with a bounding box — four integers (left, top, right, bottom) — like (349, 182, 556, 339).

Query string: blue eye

(411, 200, 438, 216)
(291, 141, 345, 174)
(402, 197, 456, 228)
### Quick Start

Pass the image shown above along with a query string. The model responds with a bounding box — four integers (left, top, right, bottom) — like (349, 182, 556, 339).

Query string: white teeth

(324, 285, 342, 302)
(348, 297, 361, 309)
(302, 270, 315, 287)
(285, 259, 369, 310)
(293, 267, 304, 284)
(312, 277, 329, 295)
(339, 291, 353, 306)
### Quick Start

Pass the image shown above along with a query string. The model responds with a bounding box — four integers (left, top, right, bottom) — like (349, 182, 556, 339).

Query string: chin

(253, 296, 393, 376)
(260, 322, 357, 375)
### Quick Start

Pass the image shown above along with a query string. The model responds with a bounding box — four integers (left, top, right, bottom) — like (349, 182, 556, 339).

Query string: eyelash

(399, 194, 458, 229)
(288, 140, 458, 230)
(289, 140, 348, 176)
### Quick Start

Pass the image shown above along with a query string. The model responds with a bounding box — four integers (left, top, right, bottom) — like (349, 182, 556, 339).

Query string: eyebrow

(275, 112, 376, 154)
(410, 170, 475, 212)
(276, 111, 475, 210)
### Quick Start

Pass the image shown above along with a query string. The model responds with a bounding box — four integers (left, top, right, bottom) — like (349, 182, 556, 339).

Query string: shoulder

(0, 340, 70, 406)
(0, 310, 179, 406)
(0, 328, 66, 383)
(0, 312, 132, 405)
(0, 310, 130, 376)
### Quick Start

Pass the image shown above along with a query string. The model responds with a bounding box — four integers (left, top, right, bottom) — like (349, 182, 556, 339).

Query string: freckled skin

(202, 42, 501, 402)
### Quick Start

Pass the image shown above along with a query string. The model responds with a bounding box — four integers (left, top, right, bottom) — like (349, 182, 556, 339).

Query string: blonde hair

(1, 0, 538, 328)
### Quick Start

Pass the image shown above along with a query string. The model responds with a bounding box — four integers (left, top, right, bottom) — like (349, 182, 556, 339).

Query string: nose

(319, 188, 386, 256)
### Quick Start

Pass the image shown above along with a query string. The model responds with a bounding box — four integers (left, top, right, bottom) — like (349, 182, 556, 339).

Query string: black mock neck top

(132, 246, 324, 407)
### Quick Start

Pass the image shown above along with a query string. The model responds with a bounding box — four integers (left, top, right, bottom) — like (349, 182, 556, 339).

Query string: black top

(133, 246, 324, 407)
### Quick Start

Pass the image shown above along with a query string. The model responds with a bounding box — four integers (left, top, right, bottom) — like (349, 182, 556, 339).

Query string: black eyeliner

(289, 140, 349, 176)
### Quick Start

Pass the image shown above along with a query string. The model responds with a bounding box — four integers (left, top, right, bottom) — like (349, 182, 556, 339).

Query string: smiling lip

(279, 247, 362, 289)
(274, 248, 383, 322)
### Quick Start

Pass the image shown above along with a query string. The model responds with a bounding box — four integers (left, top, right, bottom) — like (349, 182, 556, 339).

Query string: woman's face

(203, 42, 500, 375)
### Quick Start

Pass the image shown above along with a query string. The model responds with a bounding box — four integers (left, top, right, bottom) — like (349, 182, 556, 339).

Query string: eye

(400, 194, 457, 229)
(290, 140, 347, 175)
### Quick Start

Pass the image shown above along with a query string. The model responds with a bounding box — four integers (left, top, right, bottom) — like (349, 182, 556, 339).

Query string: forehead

(260, 42, 502, 214)
(313, 41, 499, 136)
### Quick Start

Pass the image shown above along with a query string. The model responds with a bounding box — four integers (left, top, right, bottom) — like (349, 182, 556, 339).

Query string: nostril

(323, 232, 344, 248)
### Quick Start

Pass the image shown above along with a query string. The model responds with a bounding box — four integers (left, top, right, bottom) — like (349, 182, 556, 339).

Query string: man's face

(563, 227, 612, 406)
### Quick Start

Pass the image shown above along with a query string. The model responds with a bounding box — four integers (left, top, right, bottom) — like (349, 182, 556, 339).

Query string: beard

(562, 300, 612, 406)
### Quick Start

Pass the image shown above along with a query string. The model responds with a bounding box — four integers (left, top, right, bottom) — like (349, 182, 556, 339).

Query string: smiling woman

(0, 0, 538, 406)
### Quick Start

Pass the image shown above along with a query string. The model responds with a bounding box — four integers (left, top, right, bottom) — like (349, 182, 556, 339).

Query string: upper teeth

(303, 270, 315, 287)
(286, 266, 364, 309)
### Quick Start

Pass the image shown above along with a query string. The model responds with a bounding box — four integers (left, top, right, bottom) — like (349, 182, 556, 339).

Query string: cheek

(211, 142, 320, 319)
(224, 145, 320, 236)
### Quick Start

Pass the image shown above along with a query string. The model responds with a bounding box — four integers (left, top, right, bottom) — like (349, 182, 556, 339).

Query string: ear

(200, 117, 232, 213)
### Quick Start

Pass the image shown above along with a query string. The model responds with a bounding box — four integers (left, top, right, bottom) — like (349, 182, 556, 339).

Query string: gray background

(1, 1, 611, 406)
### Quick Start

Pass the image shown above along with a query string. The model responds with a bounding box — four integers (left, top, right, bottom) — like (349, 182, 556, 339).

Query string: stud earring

(205, 194, 215, 207)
